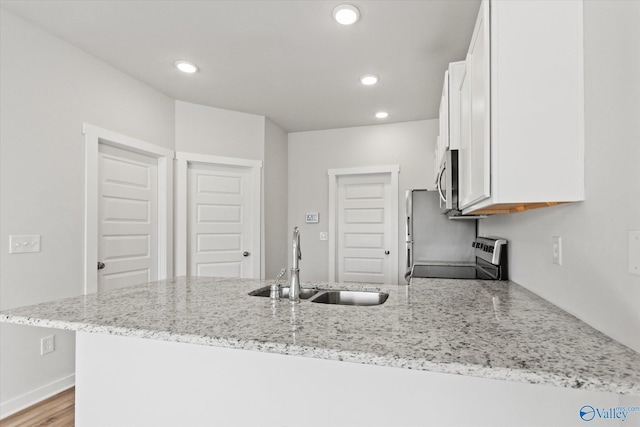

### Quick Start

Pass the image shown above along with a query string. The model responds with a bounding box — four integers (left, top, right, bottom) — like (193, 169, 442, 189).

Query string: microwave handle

(437, 165, 447, 203)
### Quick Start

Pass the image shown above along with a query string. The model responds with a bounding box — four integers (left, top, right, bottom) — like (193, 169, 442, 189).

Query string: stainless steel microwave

(437, 149, 459, 215)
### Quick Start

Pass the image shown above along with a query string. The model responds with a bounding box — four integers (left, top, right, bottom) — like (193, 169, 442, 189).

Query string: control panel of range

(473, 237, 507, 266)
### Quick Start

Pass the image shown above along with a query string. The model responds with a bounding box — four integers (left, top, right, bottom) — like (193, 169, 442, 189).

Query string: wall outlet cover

(629, 231, 640, 276)
(41, 335, 55, 356)
(552, 236, 562, 265)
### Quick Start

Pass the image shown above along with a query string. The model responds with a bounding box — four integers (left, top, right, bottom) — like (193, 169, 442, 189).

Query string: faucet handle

(270, 268, 287, 301)
(275, 268, 287, 283)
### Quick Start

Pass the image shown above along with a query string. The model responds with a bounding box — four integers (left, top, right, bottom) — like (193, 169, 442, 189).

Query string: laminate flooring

(0, 388, 74, 427)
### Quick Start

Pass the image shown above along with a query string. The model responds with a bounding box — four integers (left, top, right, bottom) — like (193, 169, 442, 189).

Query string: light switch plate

(629, 231, 640, 276)
(9, 235, 41, 254)
(319, 232, 328, 241)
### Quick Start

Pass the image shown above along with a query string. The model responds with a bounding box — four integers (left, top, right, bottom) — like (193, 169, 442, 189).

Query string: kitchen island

(2, 276, 639, 426)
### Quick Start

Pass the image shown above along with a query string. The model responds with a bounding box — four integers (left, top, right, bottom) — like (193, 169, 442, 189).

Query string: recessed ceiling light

(375, 111, 389, 119)
(332, 4, 360, 25)
(174, 60, 198, 74)
(360, 74, 379, 86)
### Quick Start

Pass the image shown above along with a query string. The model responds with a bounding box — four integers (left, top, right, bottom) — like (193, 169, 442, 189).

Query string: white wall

(0, 10, 175, 416)
(288, 120, 437, 284)
(264, 119, 289, 279)
(479, 0, 640, 352)
(175, 100, 265, 160)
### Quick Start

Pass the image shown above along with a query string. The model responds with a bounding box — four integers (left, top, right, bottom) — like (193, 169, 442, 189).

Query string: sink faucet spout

(289, 227, 302, 304)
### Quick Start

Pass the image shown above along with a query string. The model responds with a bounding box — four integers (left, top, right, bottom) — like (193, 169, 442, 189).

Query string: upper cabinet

(434, 71, 449, 184)
(447, 61, 465, 152)
(457, 0, 585, 214)
(459, 2, 490, 209)
(434, 61, 465, 186)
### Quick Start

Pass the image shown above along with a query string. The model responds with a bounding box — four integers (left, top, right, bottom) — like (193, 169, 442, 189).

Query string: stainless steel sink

(308, 290, 388, 306)
(248, 286, 319, 300)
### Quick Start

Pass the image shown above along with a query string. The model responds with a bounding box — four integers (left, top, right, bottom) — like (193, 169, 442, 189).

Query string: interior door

(337, 173, 393, 284)
(187, 163, 256, 278)
(98, 144, 158, 291)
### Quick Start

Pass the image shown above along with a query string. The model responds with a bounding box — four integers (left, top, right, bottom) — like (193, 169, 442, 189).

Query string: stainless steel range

(410, 237, 508, 280)
(405, 190, 508, 281)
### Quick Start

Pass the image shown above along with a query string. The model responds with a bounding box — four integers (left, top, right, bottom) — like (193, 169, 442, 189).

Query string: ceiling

(0, 0, 481, 132)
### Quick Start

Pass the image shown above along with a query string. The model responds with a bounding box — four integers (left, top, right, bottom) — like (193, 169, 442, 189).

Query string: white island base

(75, 332, 634, 426)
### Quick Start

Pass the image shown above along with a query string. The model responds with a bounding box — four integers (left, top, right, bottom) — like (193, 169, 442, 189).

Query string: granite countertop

(1, 276, 639, 394)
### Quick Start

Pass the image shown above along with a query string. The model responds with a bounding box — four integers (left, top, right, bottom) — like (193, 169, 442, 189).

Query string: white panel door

(98, 144, 158, 291)
(337, 173, 392, 284)
(187, 163, 255, 278)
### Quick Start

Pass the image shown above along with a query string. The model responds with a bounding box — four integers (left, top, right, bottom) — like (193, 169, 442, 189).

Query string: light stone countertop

(1, 276, 639, 394)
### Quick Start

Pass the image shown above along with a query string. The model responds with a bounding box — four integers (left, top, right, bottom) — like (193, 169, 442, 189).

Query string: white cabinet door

(459, 0, 491, 210)
(459, 62, 472, 208)
(447, 61, 466, 151)
(457, 0, 584, 215)
(440, 71, 450, 152)
(434, 72, 449, 185)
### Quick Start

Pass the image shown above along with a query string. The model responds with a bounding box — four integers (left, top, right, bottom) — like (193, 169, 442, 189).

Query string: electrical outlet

(552, 236, 562, 265)
(629, 231, 640, 276)
(41, 335, 55, 355)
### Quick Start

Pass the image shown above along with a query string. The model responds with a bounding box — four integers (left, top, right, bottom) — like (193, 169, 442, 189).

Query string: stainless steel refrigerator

(405, 190, 477, 281)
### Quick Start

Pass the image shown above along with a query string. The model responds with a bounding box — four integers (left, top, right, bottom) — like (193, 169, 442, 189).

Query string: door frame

(83, 124, 173, 294)
(327, 165, 400, 285)
(175, 152, 262, 278)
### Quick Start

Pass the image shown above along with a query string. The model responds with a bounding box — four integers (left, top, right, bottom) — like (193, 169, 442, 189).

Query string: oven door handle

(475, 264, 500, 280)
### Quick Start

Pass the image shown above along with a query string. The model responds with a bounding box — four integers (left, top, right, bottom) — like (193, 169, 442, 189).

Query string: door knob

(385, 251, 390, 255)
(97, 261, 106, 270)
(243, 251, 250, 257)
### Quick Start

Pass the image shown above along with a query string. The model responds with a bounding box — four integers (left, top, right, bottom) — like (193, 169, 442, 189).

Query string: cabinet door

(434, 72, 449, 185)
(433, 136, 440, 185)
(447, 61, 465, 151)
(459, 0, 491, 209)
(440, 72, 450, 151)
(458, 62, 472, 206)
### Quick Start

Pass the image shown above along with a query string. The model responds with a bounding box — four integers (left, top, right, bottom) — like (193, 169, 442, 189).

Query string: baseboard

(0, 374, 75, 419)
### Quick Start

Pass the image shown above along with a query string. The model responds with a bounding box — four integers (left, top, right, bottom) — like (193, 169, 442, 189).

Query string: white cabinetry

(447, 61, 465, 151)
(434, 61, 465, 186)
(459, 0, 491, 209)
(434, 72, 449, 184)
(458, 0, 585, 214)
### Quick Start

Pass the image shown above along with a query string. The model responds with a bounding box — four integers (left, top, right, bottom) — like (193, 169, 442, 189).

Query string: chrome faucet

(289, 227, 302, 304)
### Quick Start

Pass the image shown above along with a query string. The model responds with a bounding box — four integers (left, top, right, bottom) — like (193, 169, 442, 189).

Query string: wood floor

(0, 388, 74, 427)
